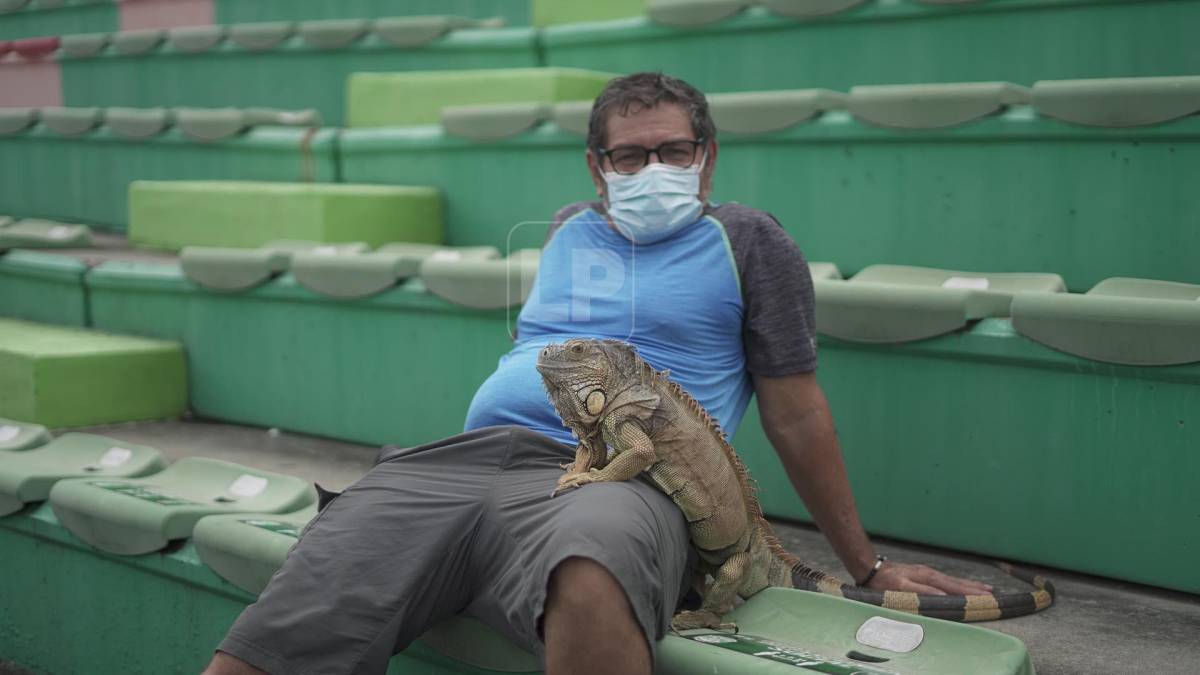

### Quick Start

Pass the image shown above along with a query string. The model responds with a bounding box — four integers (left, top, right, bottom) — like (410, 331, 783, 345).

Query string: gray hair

(586, 72, 716, 155)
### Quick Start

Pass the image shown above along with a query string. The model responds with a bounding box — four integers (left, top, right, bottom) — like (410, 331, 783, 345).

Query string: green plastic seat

(49, 457, 316, 555)
(174, 107, 248, 142)
(244, 107, 322, 128)
(648, 0, 747, 27)
(815, 265, 1065, 343)
(0, 215, 11, 228)
(290, 244, 497, 299)
(0, 417, 50, 453)
(0, 433, 166, 516)
(193, 506, 318, 594)
(808, 261, 842, 281)
(441, 102, 552, 141)
(181, 241, 368, 292)
(849, 82, 1031, 129)
(762, 0, 868, 18)
(1012, 277, 1200, 366)
(111, 28, 165, 56)
(420, 249, 539, 309)
(709, 89, 847, 134)
(0, 107, 38, 136)
(228, 21, 296, 51)
(59, 32, 111, 58)
(1032, 76, 1200, 128)
(0, 219, 93, 249)
(371, 15, 502, 48)
(550, 99, 592, 136)
(104, 107, 173, 140)
(298, 19, 369, 50)
(167, 25, 228, 54)
(39, 107, 102, 136)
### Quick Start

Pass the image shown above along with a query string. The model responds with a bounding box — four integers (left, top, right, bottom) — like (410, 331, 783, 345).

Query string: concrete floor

(45, 420, 1200, 674)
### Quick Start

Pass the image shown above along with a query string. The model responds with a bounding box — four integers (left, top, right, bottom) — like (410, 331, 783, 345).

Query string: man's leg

(202, 651, 266, 675)
(544, 557, 651, 675)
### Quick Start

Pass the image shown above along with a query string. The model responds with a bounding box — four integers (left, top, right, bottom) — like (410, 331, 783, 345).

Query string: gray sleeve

(714, 204, 818, 376)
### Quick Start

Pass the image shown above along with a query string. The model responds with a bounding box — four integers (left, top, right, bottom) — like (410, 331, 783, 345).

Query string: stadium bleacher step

(181, 240, 370, 292)
(192, 505, 319, 595)
(0, 432, 166, 515)
(0, 416, 50, 452)
(0, 218, 93, 249)
(49, 456, 316, 555)
(0, 249, 89, 326)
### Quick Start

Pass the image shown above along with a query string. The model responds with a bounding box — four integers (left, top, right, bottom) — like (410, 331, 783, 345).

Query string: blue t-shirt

(464, 203, 817, 451)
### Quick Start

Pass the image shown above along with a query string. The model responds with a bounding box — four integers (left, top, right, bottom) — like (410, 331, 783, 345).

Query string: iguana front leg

(553, 421, 655, 495)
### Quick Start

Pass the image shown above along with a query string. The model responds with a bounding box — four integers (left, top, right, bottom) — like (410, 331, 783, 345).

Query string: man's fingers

(900, 581, 946, 596)
(918, 568, 993, 595)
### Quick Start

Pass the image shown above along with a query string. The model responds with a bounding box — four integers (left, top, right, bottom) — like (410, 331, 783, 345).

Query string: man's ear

(700, 139, 719, 203)
(586, 149, 607, 202)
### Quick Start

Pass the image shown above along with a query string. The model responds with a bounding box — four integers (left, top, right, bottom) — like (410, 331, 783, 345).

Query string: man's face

(587, 102, 718, 208)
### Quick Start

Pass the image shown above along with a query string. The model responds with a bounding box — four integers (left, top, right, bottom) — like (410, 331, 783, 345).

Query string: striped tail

(789, 559, 1056, 622)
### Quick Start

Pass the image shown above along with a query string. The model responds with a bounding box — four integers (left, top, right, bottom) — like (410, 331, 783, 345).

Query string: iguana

(536, 338, 1055, 630)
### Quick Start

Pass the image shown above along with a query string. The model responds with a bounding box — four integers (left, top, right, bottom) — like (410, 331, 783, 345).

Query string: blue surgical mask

(603, 161, 705, 245)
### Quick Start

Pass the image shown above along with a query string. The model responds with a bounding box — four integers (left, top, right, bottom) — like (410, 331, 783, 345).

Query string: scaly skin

(537, 339, 1055, 630)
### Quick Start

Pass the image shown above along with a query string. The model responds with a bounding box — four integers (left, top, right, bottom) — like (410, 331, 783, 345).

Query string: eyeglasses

(598, 138, 706, 175)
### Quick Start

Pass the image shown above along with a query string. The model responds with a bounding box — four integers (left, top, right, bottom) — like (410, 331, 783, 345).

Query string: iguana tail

(788, 558, 1056, 622)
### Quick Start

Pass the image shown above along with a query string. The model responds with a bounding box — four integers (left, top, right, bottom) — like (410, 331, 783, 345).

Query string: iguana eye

(570, 342, 585, 354)
(585, 390, 606, 415)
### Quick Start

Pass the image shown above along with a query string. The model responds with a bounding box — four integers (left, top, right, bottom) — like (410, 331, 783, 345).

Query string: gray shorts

(218, 425, 692, 675)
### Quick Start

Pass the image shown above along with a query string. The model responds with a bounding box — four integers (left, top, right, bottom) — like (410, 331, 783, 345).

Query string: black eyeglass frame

(597, 138, 708, 176)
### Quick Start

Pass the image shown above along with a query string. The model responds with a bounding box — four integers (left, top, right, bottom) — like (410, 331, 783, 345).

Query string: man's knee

(201, 651, 268, 675)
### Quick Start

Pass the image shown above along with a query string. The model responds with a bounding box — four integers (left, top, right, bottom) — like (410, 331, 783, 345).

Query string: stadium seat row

(0, 216, 92, 248)
(0, 104, 319, 140)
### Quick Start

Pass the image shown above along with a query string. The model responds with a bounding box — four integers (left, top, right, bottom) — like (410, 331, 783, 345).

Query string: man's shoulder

(544, 201, 603, 246)
(706, 203, 785, 237)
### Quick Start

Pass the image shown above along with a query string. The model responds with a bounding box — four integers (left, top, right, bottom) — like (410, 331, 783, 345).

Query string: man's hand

(868, 561, 993, 596)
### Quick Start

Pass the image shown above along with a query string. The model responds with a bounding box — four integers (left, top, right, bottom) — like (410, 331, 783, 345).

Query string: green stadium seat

(848, 82, 1031, 129)
(419, 249, 540, 309)
(763, 0, 868, 19)
(243, 107, 322, 127)
(104, 106, 173, 139)
(648, 0, 746, 27)
(0, 107, 38, 135)
(0, 216, 11, 228)
(227, 21, 295, 51)
(551, 99, 591, 136)
(192, 506, 318, 594)
(0, 219, 93, 249)
(814, 265, 1065, 343)
(0, 432, 166, 516)
(0, 249, 89, 326)
(174, 107, 250, 142)
(347, 68, 615, 128)
(297, 18, 369, 49)
(48, 457, 316, 555)
(441, 102, 551, 140)
(709, 89, 846, 134)
(130, 180, 442, 250)
(1032, 75, 1200, 128)
(0, 317, 186, 428)
(290, 244, 498, 299)
(0, 417, 50, 453)
(808, 261, 842, 281)
(531, 0, 645, 27)
(111, 28, 164, 56)
(39, 106, 102, 136)
(371, 15, 502, 48)
(1012, 278, 1200, 366)
(181, 241, 369, 292)
(167, 25, 228, 54)
(59, 32, 110, 58)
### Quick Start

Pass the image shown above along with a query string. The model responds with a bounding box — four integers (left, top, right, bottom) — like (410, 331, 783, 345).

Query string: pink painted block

(119, 0, 214, 31)
(13, 37, 61, 60)
(0, 55, 63, 108)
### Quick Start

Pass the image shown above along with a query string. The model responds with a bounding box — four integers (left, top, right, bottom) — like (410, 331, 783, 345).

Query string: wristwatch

(857, 555, 888, 587)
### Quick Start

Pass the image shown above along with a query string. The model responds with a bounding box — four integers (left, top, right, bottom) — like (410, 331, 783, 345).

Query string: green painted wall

(0, 251, 89, 327)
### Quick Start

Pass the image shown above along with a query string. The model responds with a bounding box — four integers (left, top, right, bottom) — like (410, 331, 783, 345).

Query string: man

(205, 72, 990, 675)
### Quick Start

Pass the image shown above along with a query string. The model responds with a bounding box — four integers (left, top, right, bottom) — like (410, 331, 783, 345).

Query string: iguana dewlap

(536, 338, 1055, 630)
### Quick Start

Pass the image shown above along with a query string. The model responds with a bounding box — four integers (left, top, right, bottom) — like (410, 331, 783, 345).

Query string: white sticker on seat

(99, 447, 133, 468)
(311, 246, 339, 256)
(942, 276, 990, 290)
(430, 250, 463, 262)
(856, 616, 924, 653)
(0, 425, 20, 442)
(48, 226, 72, 240)
(229, 474, 269, 498)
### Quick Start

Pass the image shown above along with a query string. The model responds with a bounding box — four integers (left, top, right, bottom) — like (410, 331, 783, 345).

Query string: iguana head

(536, 338, 641, 428)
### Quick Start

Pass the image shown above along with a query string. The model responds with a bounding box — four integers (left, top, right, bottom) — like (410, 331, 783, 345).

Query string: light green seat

(104, 107, 173, 139)
(420, 249, 540, 309)
(193, 506, 318, 594)
(1012, 277, 1200, 366)
(0, 317, 186, 428)
(808, 261, 842, 281)
(228, 21, 295, 51)
(0, 108, 38, 136)
(59, 32, 110, 58)
(648, 0, 747, 27)
(297, 18, 369, 49)
(0, 219, 93, 249)
(848, 82, 1031, 129)
(551, 99, 592, 136)
(111, 28, 164, 56)
(181, 241, 368, 292)
(0, 417, 50, 452)
(815, 264, 1066, 343)
(371, 15, 503, 48)
(166, 25, 227, 54)
(0, 432, 165, 516)
(174, 107, 249, 142)
(709, 89, 846, 134)
(0, 216, 11, 228)
(49, 457, 315, 555)
(291, 244, 498, 299)
(532, 0, 645, 27)
(441, 102, 551, 140)
(244, 107, 322, 128)
(1032, 76, 1200, 128)
(39, 107, 102, 136)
